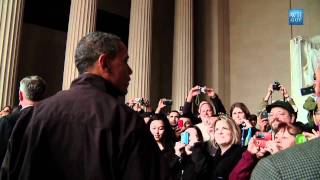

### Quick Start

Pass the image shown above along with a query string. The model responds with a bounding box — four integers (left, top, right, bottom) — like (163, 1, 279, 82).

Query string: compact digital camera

(199, 86, 207, 94)
(134, 98, 144, 105)
(272, 81, 281, 91)
(300, 85, 315, 96)
(163, 99, 173, 106)
(260, 110, 268, 119)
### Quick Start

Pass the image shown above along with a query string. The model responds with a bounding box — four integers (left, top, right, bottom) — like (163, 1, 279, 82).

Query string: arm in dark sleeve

(229, 150, 258, 180)
(119, 107, 173, 180)
(182, 101, 192, 116)
(190, 143, 210, 176)
(0, 118, 11, 165)
(210, 95, 226, 114)
(182, 101, 201, 124)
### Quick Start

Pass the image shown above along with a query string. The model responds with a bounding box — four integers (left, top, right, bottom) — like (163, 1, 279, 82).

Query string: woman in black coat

(167, 126, 212, 180)
(210, 115, 246, 179)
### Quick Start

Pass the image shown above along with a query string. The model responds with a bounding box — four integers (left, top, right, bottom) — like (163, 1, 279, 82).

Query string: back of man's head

(75, 32, 121, 74)
(19, 75, 47, 101)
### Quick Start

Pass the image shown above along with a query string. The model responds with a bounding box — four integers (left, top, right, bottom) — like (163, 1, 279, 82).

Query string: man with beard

(266, 100, 297, 132)
(0, 32, 172, 180)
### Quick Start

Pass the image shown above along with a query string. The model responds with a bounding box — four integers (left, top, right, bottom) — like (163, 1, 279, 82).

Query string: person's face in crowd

(207, 116, 218, 133)
(185, 127, 199, 147)
(168, 111, 180, 127)
(313, 109, 320, 126)
(107, 42, 132, 95)
(150, 120, 165, 142)
(200, 104, 213, 118)
(274, 128, 296, 151)
(214, 120, 232, 147)
(269, 107, 293, 131)
(181, 117, 192, 129)
(232, 107, 246, 125)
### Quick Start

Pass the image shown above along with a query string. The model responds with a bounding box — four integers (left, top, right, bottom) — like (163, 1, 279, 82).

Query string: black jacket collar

(70, 73, 123, 98)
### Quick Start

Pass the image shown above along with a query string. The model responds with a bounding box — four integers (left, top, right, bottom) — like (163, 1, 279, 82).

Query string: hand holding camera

(205, 87, 216, 98)
(264, 140, 279, 155)
(302, 130, 320, 141)
(272, 81, 281, 91)
(174, 141, 186, 157)
(254, 132, 272, 148)
(134, 97, 145, 105)
(198, 86, 207, 94)
(257, 111, 269, 132)
(240, 119, 253, 129)
(186, 86, 202, 102)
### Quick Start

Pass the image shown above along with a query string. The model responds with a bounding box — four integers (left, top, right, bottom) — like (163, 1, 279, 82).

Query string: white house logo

(288, 9, 304, 25)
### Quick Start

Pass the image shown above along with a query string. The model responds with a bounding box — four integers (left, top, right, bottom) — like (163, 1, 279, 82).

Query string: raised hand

(186, 85, 201, 102)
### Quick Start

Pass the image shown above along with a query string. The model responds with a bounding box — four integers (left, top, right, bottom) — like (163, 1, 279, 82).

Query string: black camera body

(272, 81, 281, 91)
(163, 99, 172, 106)
(260, 110, 268, 119)
(300, 85, 315, 96)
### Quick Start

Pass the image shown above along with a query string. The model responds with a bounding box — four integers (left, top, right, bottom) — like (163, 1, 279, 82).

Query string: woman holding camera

(230, 102, 257, 147)
(168, 126, 212, 180)
(229, 122, 302, 180)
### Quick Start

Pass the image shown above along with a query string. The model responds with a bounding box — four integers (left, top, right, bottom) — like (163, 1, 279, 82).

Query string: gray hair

(75, 31, 121, 74)
(19, 75, 47, 101)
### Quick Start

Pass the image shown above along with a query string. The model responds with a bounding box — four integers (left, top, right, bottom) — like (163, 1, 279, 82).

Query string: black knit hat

(266, 100, 297, 116)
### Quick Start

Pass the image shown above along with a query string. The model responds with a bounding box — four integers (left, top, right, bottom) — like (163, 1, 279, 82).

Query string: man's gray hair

(75, 31, 121, 74)
(19, 75, 47, 101)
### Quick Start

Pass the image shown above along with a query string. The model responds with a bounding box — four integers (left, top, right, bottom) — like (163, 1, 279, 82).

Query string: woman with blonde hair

(210, 115, 245, 179)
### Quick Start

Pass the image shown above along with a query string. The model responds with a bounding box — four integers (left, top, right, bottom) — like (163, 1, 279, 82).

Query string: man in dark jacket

(0, 75, 46, 165)
(0, 32, 171, 180)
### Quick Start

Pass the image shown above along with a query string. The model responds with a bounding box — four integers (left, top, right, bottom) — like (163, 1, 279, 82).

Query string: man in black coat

(0, 75, 46, 166)
(0, 32, 171, 180)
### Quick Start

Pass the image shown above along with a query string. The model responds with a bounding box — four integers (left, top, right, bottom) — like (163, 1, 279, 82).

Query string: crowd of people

(0, 31, 319, 180)
(124, 81, 320, 179)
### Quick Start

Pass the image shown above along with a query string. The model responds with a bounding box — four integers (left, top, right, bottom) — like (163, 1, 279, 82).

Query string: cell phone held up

(177, 119, 184, 128)
(181, 132, 189, 144)
(254, 132, 272, 148)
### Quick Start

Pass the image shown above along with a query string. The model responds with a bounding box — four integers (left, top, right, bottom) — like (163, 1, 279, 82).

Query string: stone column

(0, 0, 25, 108)
(126, 0, 153, 102)
(62, 0, 97, 90)
(172, 0, 193, 110)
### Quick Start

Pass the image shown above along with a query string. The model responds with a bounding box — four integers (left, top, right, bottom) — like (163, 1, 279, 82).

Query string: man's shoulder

(252, 138, 320, 179)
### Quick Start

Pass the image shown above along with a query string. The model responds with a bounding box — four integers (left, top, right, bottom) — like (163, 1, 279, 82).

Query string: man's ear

(98, 53, 111, 73)
(19, 91, 23, 102)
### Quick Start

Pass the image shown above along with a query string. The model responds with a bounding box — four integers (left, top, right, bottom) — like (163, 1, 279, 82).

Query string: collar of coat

(71, 73, 123, 98)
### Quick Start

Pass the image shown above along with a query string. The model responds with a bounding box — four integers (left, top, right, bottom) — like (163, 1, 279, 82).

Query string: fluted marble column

(172, 0, 193, 110)
(0, 0, 25, 108)
(62, 0, 97, 90)
(126, 0, 153, 101)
